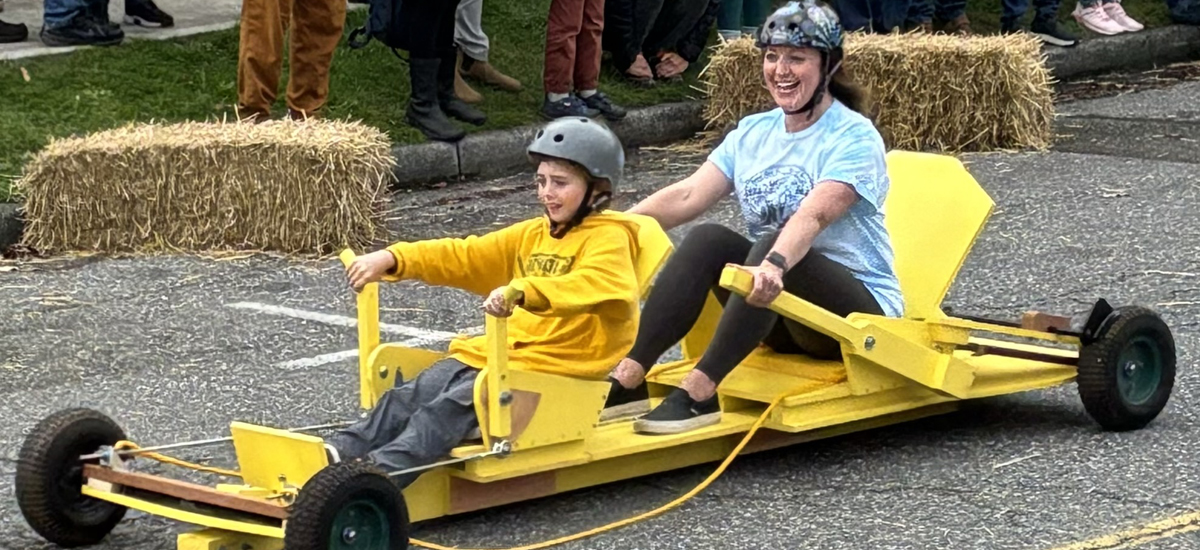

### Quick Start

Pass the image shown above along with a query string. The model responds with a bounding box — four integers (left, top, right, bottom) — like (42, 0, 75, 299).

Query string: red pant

(543, 0, 605, 94)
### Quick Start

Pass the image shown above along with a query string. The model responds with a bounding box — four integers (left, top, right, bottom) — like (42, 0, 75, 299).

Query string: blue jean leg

(43, 0, 107, 29)
(1167, 0, 1200, 23)
(934, 0, 967, 20)
(906, 0, 934, 25)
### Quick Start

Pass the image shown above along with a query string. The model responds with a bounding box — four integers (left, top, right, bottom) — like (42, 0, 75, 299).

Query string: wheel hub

(329, 498, 389, 549)
(1116, 335, 1162, 405)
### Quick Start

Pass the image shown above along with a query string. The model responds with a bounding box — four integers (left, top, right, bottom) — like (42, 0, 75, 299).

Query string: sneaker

(541, 95, 599, 119)
(124, 0, 174, 28)
(0, 19, 26, 44)
(40, 16, 123, 47)
(580, 91, 627, 122)
(633, 388, 721, 435)
(1103, 2, 1144, 30)
(1072, 3, 1125, 34)
(600, 378, 651, 421)
(1030, 19, 1079, 46)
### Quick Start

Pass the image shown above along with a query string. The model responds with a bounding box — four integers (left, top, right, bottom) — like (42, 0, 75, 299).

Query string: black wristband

(765, 251, 788, 271)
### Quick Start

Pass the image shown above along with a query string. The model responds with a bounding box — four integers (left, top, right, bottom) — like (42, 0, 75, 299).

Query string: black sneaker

(541, 95, 599, 120)
(581, 91, 627, 122)
(40, 16, 123, 47)
(0, 19, 27, 44)
(600, 377, 650, 421)
(124, 0, 174, 28)
(633, 388, 721, 435)
(1030, 19, 1078, 47)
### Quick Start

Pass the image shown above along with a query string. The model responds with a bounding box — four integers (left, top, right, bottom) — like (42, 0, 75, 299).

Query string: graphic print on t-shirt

(739, 165, 814, 237)
(520, 253, 576, 277)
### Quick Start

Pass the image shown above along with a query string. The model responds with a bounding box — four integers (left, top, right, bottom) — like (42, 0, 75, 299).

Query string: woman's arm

(628, 161, 733, 231)
(766, 180, 859, 269)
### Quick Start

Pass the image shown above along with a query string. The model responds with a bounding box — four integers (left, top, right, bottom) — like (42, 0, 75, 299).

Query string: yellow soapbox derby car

(15, 151, 1176, 550)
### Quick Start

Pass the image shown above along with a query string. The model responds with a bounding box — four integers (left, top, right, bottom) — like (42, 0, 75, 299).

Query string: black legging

(627, 223, 885, 385)
(398, 0, 461, 58)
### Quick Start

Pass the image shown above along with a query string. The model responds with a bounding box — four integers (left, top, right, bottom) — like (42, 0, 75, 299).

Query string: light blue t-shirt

(707, 100, 905, 318)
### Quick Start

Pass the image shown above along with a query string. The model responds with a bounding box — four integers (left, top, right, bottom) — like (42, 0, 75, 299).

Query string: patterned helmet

(755, 0, 844, 52)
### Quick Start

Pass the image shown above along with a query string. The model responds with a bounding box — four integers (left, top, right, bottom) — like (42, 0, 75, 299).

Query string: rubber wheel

(15, 408, 128, 547)
(284, 461, 411, 550)
(1077, 306, 1176, 431)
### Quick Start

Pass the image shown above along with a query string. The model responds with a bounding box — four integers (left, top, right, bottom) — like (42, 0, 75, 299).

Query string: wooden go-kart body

(32, 151, 1173, 550)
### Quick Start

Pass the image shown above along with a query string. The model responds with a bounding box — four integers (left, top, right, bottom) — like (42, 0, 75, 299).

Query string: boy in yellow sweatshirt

(324, 118, 645, 487)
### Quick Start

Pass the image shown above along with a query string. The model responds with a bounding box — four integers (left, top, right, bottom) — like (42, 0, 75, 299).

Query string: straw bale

(16, 118, 395, 256)
(699, 32, 1055, 152)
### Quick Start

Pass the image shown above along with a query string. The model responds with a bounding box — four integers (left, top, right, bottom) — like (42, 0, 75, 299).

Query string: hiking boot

(406, 57, 466, 142)
(124, 0, 174, 28)
(439, 50, 486, 126)
(40, 16, 123, 47)
(939, 14, 972, 34)
(454, 51, 483, 104)
(1073, 3, 1125, 34)
(462, 56, 523, 92)
(541, 95, 599, 120)
(600, 378, 650, 421)
(1030, 18, 1079, 46)
(633, 388, 721, 435)
(0, 19, 26, 44)
(581, 91, 626, 122)
(1102, 2, 1144, 30)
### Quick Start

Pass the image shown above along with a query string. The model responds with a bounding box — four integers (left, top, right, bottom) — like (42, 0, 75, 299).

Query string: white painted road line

(226, 302, 460, 341)
(279, 349, 360, 370)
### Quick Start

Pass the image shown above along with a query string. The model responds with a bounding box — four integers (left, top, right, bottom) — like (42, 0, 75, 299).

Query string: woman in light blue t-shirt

(598, 0, 905, 435)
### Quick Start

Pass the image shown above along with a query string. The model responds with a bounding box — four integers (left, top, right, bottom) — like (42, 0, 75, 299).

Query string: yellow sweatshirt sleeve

(382, 220, 532, 297)
(508, 225, 639, 319)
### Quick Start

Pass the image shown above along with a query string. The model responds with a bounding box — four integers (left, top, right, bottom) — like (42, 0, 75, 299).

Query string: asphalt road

(2, 78, 1199, 550)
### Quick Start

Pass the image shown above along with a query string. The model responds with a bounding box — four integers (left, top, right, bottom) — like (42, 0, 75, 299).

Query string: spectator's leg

(41, 0, 123, 46)
(716, 0, 743, 40)
(998, 0, 1027, 31)
(602, 0, 657, 84)
(437, 0, 488, 126)
(403, 0, 467, 141)
(456, 0, 523, 92)
(576, 0, 626, 121)
(235, 0, 285, 121)
(1167, 0, 1200, 23)
(642, 0, 707, 78)
(741, 0, 771, 35)
(124, 0, 174, 28)
(542, 0, 596, 118)
(452, 0, 484, 103)
(285, 0, 347, 119)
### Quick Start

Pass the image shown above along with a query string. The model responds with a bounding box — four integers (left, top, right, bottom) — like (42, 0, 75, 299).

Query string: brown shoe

(455, 51, 483, 104)
(462, 57, 522, 93)
(939, 14, 972, 35)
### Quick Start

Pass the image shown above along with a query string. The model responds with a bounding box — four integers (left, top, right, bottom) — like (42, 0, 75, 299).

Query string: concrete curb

(390, 101, 708, 187)
(1045, 24, 1200, 80)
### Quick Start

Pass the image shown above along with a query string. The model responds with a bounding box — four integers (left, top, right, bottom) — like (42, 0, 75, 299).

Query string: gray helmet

(527, 117, 624, 188)
(755, 0, 844, 52)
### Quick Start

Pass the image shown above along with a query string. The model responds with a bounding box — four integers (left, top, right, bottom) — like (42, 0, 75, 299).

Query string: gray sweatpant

(454, 0, 489, 62)
(327, 358, 480, 488)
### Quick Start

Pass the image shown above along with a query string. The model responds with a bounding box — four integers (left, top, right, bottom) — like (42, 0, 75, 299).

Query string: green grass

(0, 0, 1181, 202)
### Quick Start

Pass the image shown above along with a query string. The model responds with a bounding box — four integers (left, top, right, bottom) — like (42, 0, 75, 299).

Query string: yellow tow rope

(112, 440, 243, 479)
(409, 390, 796, 550)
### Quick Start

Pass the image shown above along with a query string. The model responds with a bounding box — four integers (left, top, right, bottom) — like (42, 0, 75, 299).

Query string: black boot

(437, 49, 487, 126)
(406, 57, 466, 142)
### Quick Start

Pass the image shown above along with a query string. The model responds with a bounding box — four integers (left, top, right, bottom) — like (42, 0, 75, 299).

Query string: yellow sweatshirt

(383, 212, 642, 380)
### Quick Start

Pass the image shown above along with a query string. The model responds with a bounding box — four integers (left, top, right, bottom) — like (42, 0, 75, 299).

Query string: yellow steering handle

(338, 249, 357, 269)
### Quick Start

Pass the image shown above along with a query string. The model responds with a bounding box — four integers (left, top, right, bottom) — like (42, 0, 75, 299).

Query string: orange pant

(237, 0, 346, 118)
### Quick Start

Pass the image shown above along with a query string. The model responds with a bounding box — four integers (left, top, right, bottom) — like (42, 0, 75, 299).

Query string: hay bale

(16, 119, 395, 255)
(699, 32, 1055, 152)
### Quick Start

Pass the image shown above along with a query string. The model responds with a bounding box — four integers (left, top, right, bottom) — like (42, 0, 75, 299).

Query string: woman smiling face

(762, 44, 824, 113)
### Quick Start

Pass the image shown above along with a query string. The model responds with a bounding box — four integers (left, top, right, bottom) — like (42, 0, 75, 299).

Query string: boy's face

(536, 160, 590, 225)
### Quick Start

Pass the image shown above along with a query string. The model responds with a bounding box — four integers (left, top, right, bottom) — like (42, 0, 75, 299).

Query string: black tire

(15, 408, 128, 547)
(1077, 306, 1176, 431)
(284, 461, 411, 550)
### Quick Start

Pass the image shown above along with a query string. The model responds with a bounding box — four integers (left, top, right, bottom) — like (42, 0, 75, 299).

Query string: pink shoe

(1073, 3, 1127, 34)
(1103, 2, 1144, 31)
